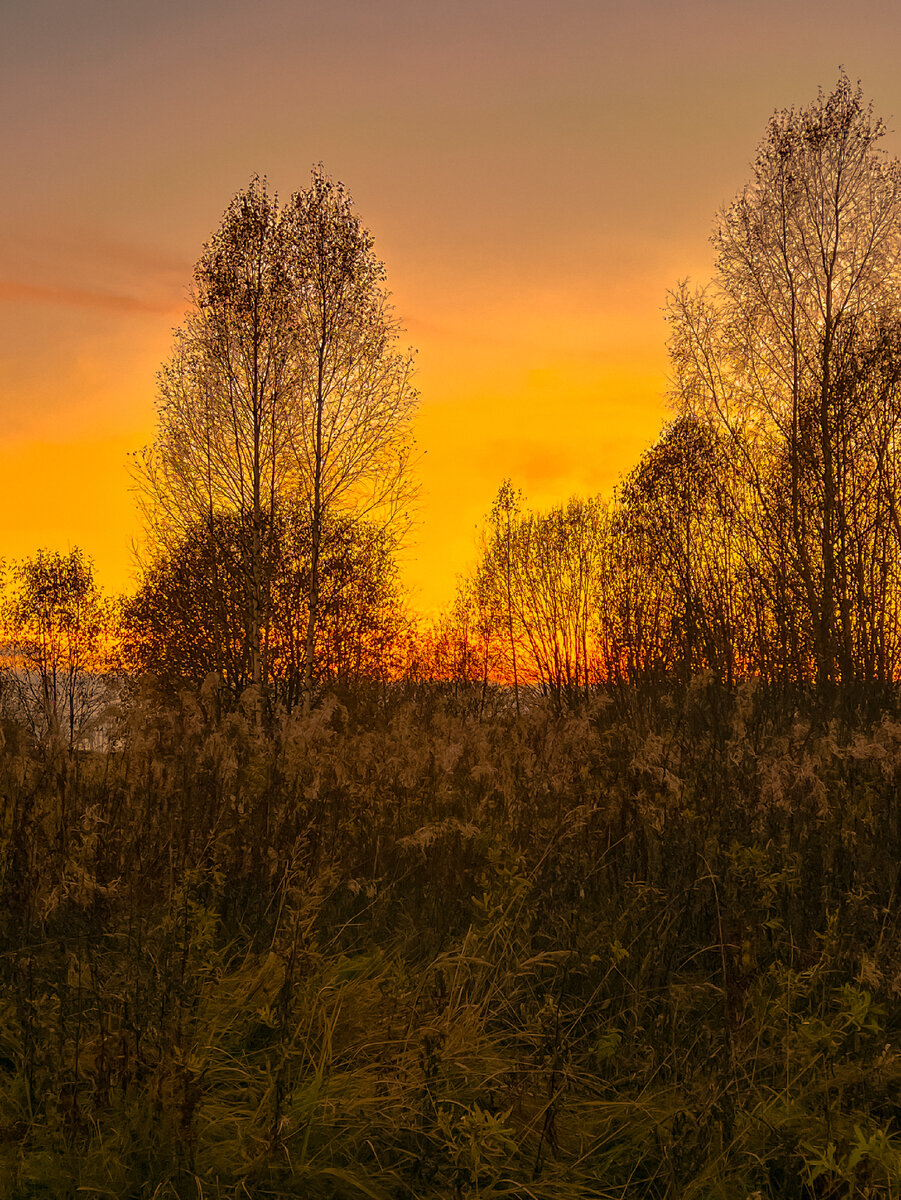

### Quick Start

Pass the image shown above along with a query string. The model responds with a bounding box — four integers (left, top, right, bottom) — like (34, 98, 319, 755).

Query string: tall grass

(1, 678, 901, 1197)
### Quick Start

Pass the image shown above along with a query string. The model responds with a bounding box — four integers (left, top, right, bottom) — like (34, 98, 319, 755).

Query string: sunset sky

(5, 0, 901, 612)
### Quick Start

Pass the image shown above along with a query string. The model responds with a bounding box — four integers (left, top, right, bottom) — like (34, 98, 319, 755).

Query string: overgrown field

(2, 681, 901, 1198)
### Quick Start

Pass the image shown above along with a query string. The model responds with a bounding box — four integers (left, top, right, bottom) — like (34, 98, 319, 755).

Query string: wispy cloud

(0, 279, 178, 315)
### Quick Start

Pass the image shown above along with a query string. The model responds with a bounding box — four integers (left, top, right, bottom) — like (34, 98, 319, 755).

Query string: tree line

(5, 74, 901, 739)
(0, 171, 418, 743)
(441, 74, 901, 708)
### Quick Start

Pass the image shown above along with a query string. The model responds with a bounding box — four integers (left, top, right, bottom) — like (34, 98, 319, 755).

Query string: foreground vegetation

(1, 681, 900, 1198)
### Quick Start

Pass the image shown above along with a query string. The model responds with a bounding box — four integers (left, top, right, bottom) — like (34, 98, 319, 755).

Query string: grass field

(1, 679, 901, 1198)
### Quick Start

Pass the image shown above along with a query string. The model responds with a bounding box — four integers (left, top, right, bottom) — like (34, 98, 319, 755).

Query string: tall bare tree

(137, 172, 417, 711)
(137, 177, 294, 703)
(669, 73, 901, 689)
(283, 170, 417, 713)
(477, 481, 524, 713)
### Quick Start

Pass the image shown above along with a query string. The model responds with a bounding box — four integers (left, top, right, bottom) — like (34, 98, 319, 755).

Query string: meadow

(2, 679, 900, 1198)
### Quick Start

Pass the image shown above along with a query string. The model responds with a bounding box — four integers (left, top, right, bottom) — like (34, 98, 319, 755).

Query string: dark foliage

(123, 508, 406, 707)
(1, 682, 901, 1196)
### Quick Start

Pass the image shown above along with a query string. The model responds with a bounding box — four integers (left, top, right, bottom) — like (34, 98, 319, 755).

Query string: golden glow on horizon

(0, 288, 669, 610)
(0, 251, 680, 609)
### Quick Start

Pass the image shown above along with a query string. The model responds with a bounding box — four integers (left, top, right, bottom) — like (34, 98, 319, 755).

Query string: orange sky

(5, 0, 901, 613)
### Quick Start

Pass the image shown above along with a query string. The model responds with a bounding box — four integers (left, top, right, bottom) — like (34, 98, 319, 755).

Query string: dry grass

(1, 678, 901, 1197)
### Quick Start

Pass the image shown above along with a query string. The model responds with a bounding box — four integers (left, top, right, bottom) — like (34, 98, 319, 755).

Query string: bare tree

(137, 177, 294, 706)
(282, 170, 417, 713)
(137, 172, 417, 713)
(477, 481, 524, 713)
(669, 73, 901, 690)
(616, 415, 738, 685)
(2, 548, 108, 750)
(471, 492, 610, 708)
